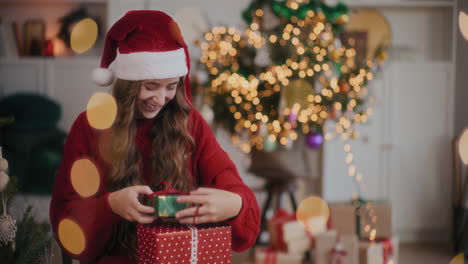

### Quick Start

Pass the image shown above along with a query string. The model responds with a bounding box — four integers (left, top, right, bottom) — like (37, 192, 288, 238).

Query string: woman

(50, 10, 260, 263)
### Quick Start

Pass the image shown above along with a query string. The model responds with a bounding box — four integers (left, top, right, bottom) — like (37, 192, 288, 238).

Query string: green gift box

(145, 194, 193, 217)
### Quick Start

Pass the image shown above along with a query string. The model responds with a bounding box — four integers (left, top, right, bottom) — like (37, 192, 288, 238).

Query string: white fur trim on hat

(92, 67, 115, 86)
(115, 48, 188, 80)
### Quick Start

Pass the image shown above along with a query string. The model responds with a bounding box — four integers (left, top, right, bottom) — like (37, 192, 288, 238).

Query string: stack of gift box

(329, 200, 399, 264)
(136, 192, 233, 264)
(255, 200, 398, 264)
(255, 209, 313, 264)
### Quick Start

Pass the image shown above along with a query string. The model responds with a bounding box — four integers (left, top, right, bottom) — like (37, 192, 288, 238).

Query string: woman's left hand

(175, 187, 242, 224)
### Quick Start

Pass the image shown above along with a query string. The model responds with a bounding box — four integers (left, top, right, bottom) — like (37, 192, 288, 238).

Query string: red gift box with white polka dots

(137, 221, 232, 264)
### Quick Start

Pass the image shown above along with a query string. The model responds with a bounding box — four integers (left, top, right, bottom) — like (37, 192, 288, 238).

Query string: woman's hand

(175, 187, 243, 224)
(107, 185, 157, 224)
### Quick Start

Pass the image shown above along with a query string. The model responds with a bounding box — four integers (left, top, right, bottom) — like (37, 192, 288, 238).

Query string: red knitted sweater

(49, 109, 260, 263)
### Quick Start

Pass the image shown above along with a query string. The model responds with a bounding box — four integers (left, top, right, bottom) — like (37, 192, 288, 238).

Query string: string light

(199, 2, 385, 163)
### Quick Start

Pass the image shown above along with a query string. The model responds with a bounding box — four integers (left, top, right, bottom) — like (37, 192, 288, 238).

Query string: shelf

(0, 0, 106, 4)
(341, 0, 455, 8)
(0, 56, 101, 63)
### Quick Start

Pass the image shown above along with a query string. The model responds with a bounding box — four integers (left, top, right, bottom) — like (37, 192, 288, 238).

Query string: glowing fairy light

(71, 18, 98, 53)
(459, 12, 468, 41)
(450, 253, 465, 264)
(296, 196, 330, 234)
(369, 229, 377, 241)
(86, 92, 117, 130)
(197, 3, 384, 176)
(204, 32, 213, 41)
(364, 224, 371, 233)
(348, 164, 356, 176)
(458, 128, 468, 165)
(70, 158, 100, 198)
(58, 218, 86, 255)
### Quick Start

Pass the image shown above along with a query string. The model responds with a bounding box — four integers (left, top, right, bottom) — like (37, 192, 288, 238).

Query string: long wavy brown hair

(105, 77, 196, 258)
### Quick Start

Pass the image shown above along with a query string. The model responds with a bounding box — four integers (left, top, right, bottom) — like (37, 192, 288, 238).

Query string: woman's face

(136, 77, 180, 119)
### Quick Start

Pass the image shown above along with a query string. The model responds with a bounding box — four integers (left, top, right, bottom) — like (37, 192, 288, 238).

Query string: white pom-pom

(0, 172, 9, 191)
(92, 67, 114, 86)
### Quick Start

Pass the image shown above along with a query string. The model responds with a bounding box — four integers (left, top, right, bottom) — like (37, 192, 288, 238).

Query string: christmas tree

(0, 130, 52, 263)
(196, 0, 387, 153)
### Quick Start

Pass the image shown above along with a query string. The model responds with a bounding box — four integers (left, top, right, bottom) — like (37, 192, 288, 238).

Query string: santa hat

(92, 10, 192, 100)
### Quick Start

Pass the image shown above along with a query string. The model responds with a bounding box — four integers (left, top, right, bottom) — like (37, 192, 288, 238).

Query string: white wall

(322, 5, 455, 243)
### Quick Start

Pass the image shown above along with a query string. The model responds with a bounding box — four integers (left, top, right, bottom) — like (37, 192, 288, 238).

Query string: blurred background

(0, 0, 467, 263)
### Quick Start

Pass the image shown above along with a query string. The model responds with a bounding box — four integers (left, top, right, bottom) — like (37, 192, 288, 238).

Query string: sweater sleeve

(49, 112, 121, 262)
(191, 110, 260, 252)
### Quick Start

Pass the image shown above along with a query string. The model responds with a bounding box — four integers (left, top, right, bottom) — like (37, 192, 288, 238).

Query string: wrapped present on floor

(329, 199, 392, 240)
(267, 209, 297, 251)
(341, 235, 359, 264)
(329, 203, 357, 236)
(358, 241, 383, 264)
(358, 202, 392, 240)
(282, 220, 313, 253)
(313, 231, 359, 264)
(329, 242, 347, 264)
(286, 235, 311, 254)
(305, 215, 328, 236)
(313, 229, 338, 264)
(137, 221, 231, 264)
(377, 237, 399, 264)
(268, 209, 321, 253)
(283, 220, 306, 242)
(254, 246, 303, 264)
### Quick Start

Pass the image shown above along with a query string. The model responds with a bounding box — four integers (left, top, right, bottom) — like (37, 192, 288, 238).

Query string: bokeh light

(458, 128, 468, 165)
(0, 157, 8, 171)
(71, 158, 100, 197)
(296, 196, 329, 234)
(283, 79, 314, 109)
(71, 18, 98, 53)
(58, 218, 86, 255)
(449, 253, 464, 264)
(459, 12, 468, 41)
(86, 92, 117, 130)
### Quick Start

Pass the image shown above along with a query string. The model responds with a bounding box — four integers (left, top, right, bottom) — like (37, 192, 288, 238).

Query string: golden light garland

(323, 105, 378, 241)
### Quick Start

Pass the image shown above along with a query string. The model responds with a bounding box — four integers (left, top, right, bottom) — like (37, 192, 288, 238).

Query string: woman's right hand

(107, 185, 157, 224)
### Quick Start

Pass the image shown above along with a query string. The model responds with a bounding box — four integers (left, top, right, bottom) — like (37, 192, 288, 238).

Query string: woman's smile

(143, 100, 161, 112)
